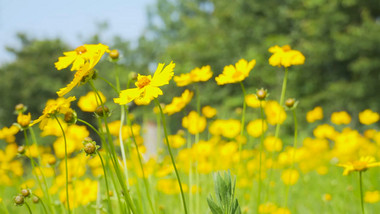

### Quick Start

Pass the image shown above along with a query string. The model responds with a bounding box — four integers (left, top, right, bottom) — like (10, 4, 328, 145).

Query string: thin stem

(119, 105, 130, 188)
(256, 101, 265, 213)
(25, 202, 33, 214)
(38, 197, 49, 214)
(359, 171, 365, 214)
(284, 109, 298, 208)
(274, 68, 288, 140)
(97, 151, 113, 214)
(54, 115, 71, 214)
(154, 98, 188, 214)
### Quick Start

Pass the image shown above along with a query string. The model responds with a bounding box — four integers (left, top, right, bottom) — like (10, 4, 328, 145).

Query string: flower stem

(359, 171, 365, 214)
(154, 98, 188, 214)
(256, 100, 265, 213)
(54, 115, 71, 214)
(25, 202, 32, 214)
(97, 150, 113, 214)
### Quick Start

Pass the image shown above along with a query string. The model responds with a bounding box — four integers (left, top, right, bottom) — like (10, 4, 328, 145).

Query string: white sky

(0, 0, 154, 64)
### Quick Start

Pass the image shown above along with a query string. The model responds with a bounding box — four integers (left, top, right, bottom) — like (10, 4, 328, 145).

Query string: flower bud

(17, 146, 26, 155)
(256, 88, 268, 101)
(64, 110, 77, 124)
(21, 189, 30, 197)
(15, 104, 27, 114)
(285, 98, 296, 108)
(14, 195, 24, 206)
(84, 142, 96, 155)
(129, 72, 138, 81)
(109, 49, 119, 60)
(95, 105, 110, 117)
(108, 190, 114, 197)
(17, 113, 31, 128)
(47, 156, 57, 165)
(32, 196, 40, 203)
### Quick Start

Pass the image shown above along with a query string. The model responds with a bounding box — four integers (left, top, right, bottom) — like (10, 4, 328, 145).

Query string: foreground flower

(55, 43, 109, 71)
(215, 59, 256, 85)
(174, 65, 213, 87)
(30, 97, 76, 129)
(268, 45, 305, 68)
(114, 62, 175, 105)
(338, 156, 380, 175)
(163, 89, 193, 115)
(359, 109, 379, 125)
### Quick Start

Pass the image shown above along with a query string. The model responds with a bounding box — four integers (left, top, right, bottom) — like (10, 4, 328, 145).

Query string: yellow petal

(151, 61, 175, 86)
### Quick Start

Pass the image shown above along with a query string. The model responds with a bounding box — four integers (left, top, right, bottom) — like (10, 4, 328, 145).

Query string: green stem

(25, 202, 33, 214)
(274, 68, 288, 140)
(154, 98, 188, 214)
(359, 171, 365, 214)
(97, 151, 113, 214)
(284, 109, 298, 208)
(238, 82, 247, 173)
(256, 101, 265, 213)
(54, 115, 71, 214)
(38, 197, 49, 214)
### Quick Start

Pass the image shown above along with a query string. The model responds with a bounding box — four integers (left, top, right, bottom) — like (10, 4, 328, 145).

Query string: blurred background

(1, 0, 380, 131)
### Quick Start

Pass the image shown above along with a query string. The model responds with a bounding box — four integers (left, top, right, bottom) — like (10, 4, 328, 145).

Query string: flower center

(75, 46, 87, 55)
(136, 76, 151, 88)
(353, 161, 368, 171)
(282, 45, 291, 52)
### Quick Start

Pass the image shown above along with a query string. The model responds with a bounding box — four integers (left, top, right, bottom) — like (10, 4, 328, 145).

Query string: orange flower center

(136, 76, 151, 88)
(353, 161, 368, 171)
(282, 45, 291, 52)
(75, 46, 87, 55)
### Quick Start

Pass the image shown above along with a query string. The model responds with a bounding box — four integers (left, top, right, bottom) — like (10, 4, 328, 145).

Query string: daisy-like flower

(173, 65, 213, 87)
(55, 43, 109, 71)
(215, 59, 256, 85)
(338, 156, 380, 175)
(114, 61, 175, 105)
(30, 96, 76, 129)
(268, 45, 305, 68)
(163, 89, 193, 115)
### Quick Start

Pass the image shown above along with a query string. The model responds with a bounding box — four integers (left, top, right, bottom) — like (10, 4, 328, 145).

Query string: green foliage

(207, 171, 241, 214)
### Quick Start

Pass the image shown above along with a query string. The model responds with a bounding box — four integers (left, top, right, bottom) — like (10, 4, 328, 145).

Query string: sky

(0, 0, 154, 64)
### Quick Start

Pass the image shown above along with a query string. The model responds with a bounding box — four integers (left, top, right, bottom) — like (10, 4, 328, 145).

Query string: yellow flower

(77, 91, 106, 112)
(202, 106, 217, 118)
(264, 136, 282, 152)
(0, 125, 20, 143)
(281, 169, 300, 186)
(268, 45, 305, 68)
(313, 124, 337, 140)
(272, 207, 291, 214)
(17, 113, 31, 128)
(359, 109, 379, 125)
(167, 134, 186, 148)
(209, 119, 241, 138)
(306, 106, 323, 123)
(174, 65, 213, 86)
(182, 111, 206, 135)
(55, 43, 109, 71)
(157, 179, 188, 195)
(215, 59, 256, 85)
(245, 94, 266, 108)
(265, 101, 287, 125)
(247, 119, 267, 138)
(259, 202, 277, 213)
(364, 191, 380, 203)
(338, 156, 380, 175)
(30, 96, 76, 129)
(331, 111, 351, 125)
(114, 62, 175, 105)
(322, 193, 332, 202)
(163, 89, 193, 115)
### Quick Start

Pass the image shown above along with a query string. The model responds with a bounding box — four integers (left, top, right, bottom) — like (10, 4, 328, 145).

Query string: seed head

(256, 88, 268, 101)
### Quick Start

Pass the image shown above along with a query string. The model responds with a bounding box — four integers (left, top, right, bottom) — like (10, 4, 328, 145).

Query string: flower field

(0, 44, 380, 214)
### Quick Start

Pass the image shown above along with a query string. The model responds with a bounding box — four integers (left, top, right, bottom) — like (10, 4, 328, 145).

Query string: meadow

(0, 44, 379, 214)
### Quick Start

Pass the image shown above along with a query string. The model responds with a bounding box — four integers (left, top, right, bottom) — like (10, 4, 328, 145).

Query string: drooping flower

(268, 45, 305, 68)
(359, 109, 379, 125)
(182, 111, 206, 135)
(30, 96, 76, 129)
(215, 59, 256, 85)
(163, 89, 193, 115)
(331, 111, 351, 125)
(55, 43, 109, 71)
(306, 106, 323, 123)
(338, 156, 380, 175)
(114, 62, 175, 105)
(174, 65, 213, 87)
(77, 91, 106, 112)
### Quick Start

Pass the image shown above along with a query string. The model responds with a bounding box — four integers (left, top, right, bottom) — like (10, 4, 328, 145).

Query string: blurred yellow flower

(202, 105, 217, 118)
(264, 136, 283, 152)
(338, 156, 380, 175)
(0, 125, 19, 143)
(209, 119, 241, 138)
(30, 96, 76, 129)
(247, 119, 267, 138)
(167, 134, 186, 148)
(322, 193, 332, 202)
(114, 62, 175, 105)
(245, 94, 265, 108)
(364, 191, 380, 203)
(265, 101, 287, 125)
(268, 45, 305, 68)
(313, 124, 337, 140)
(215, 59, 256, 85)
(77, 91, 106, 112)
(359, 109, 379, 125)
(55, 43, 109, 71)
(174, 65, 213, 86)
(306, 106, 323, 123)
(259, 202, 277, 213)
(182, 111, 206, 135)
(157, 179, 188, 195)
(164, 89, 193, 115)
(331, 111, 351, 125)
(272, 207, 291, 214)
(281, 169, 300, 186)
(17, 113, 31, 128)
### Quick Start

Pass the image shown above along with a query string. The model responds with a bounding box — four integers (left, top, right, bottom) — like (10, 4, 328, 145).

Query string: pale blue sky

(0, 0, 154, 64)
